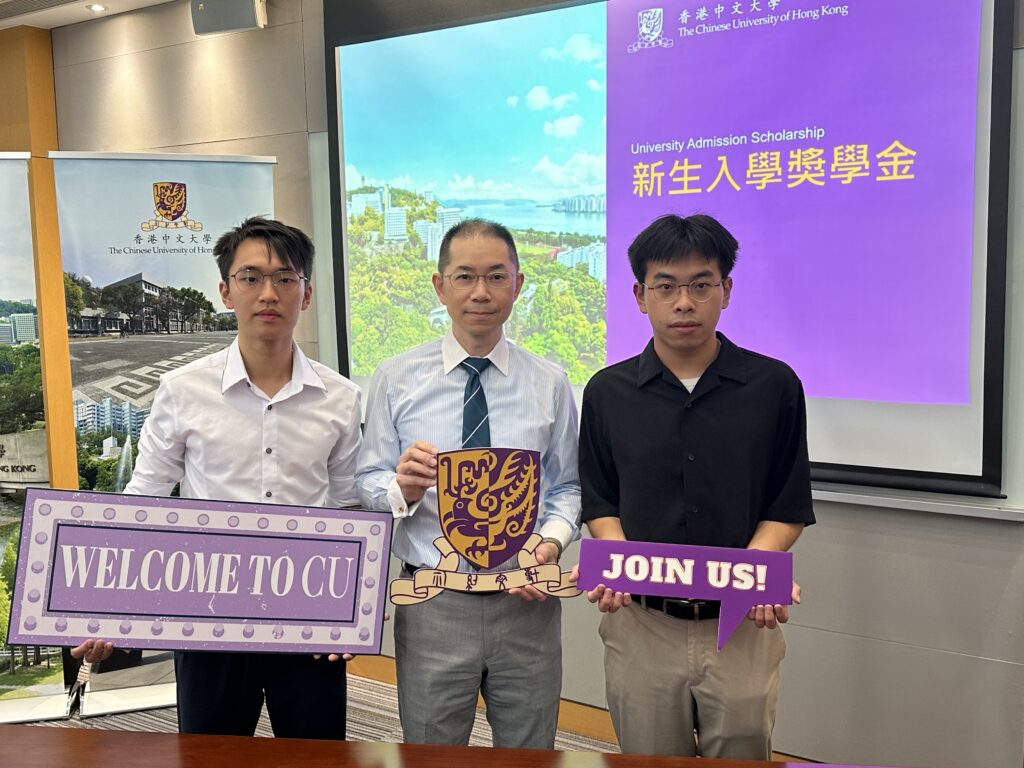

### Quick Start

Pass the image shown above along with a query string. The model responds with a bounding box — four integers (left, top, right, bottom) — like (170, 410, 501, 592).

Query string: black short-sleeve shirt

(579, 333, 815, 548)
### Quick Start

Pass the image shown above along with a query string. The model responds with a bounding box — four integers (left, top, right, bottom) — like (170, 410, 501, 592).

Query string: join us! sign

(7, 489, 392, 655)
(577, 538, 794, 650)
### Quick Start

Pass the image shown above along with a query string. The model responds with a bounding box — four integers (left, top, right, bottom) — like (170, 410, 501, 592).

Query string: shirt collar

(636, 332, 748, 387)
(221, 337, 326, 395)
(441, 328, 510, 376)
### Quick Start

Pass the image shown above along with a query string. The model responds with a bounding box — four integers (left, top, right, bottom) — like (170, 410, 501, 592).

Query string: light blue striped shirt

(356, 331, 581, 571)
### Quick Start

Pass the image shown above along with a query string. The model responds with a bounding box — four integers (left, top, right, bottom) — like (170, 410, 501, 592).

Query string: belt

(636, 595, 721, 621)
(403, 563, 501, 596)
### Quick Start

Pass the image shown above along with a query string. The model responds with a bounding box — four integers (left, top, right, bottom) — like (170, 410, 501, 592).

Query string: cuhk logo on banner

(628, 8, 673, 53)
(142, 181, 203, 232)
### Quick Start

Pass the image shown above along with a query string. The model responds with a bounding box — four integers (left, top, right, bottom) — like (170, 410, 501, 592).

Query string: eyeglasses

(444, 271, 517, 291)
(230, 268, 308, 293)
(642, 279, 723, 303)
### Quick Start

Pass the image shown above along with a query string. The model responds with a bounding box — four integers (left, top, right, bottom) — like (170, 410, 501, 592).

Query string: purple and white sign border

(8, 488, 392, 655)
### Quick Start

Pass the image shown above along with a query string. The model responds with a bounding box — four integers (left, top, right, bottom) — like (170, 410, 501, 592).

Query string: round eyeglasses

(642, 279, 723, 303)
(444, 271, 517, 291)
(230, 268, 308, 293)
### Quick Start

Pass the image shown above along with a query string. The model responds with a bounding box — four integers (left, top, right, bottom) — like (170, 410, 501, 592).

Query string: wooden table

(0, 725, 896, 768)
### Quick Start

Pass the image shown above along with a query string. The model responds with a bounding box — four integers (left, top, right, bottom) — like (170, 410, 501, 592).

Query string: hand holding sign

(70, 638, 114, 664)
(569, 563, 633, 613)
(747, 579, 801, 629)
(577, 539, 794, 650)
(396, 440, 439, 504)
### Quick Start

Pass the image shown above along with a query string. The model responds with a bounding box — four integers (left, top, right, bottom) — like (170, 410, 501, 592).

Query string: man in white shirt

(356, 219, 581, 748)
(72, 217, 361, 739)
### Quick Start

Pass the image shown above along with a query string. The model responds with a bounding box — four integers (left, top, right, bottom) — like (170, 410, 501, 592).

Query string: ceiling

(0, 0, 172, 31)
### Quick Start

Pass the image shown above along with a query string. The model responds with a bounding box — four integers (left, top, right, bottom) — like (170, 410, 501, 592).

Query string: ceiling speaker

(191, 0, 267, 35)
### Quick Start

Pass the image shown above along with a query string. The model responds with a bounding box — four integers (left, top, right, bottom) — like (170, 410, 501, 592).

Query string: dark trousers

(174, 651, 347, 740)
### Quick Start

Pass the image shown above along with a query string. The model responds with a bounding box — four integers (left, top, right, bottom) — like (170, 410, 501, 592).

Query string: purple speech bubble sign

(577, 539, 793, 650)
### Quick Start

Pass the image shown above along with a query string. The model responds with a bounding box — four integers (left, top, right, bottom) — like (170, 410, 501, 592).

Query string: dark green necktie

(460, 357, 491, 448)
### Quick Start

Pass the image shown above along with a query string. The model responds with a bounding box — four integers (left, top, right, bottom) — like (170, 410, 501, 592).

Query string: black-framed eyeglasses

(444, 271, 517, 291)
(642, 279, 723, 303)
(230, 268, 308, 293)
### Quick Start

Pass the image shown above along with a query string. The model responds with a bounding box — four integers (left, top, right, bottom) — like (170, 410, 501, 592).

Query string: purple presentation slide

(607, 0, 981, 404)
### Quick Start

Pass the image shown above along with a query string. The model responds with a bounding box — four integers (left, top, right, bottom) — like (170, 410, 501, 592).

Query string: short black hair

(213, 216, 314, 282)
(627, 214, 738, 282)
(438, 218, 520, 274)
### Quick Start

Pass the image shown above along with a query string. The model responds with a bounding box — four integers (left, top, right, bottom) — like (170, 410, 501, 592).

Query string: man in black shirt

(578, 214, 814, 759)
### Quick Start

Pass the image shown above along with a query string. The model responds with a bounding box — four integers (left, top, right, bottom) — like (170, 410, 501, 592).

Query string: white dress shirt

(125, 338, 361, 507)
(356, 330, 581, 571)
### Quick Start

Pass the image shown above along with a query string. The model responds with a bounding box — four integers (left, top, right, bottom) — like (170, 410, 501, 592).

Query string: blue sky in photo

(0, 160, 37, 302)
(338, 3, 606, 203)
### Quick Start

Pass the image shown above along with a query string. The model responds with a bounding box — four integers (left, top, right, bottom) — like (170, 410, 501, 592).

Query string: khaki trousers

(599, 602, 785, 758)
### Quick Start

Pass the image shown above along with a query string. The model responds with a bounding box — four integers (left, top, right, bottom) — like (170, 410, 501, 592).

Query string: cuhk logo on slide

(628, 8, 673, 53)
(142, 181, 203, 232)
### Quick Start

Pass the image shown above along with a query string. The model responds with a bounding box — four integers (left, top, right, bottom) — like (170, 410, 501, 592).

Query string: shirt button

(267, 405, 273, 411)
(265, 491, 272, 498)
(685, 403, 692, 409)
(266, 448, 272, 455)
(687, 454, 695, 461)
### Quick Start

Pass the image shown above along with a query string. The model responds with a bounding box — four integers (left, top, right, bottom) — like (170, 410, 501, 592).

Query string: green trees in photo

(0, 535, 16, 602)
(0, 300, 36, 317)
(0, 533, 15, 668)
(100, 282, 144, 328)
(175, 286, 216, 332)
(507, 260, 606, 384)
(0, 345, 44, 433)
(63, 273, 84, 326)
(344, 188, 607, 383)
(0, 575, 11, 667)
(76, 431, 138, 492)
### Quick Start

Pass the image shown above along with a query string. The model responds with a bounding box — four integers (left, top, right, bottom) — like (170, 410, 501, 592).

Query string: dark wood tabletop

(0, 724, 901, 768)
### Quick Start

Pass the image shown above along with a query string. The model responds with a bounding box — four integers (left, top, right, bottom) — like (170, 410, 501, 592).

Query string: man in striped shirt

(356, 219, 581, 748)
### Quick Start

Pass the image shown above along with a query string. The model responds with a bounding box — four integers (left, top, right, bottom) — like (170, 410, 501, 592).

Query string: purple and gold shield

(152, 181, 187, 222)
(437, 448, 540, 569)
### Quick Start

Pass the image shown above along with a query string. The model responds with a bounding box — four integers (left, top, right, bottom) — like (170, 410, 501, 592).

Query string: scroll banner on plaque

(7, 488, 392, 655)
(577, 538, 794, 650)
(389, 447, 580, 604)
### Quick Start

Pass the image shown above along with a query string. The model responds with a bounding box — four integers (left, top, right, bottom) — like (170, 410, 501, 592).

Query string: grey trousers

(600, 602, 785, 758)
(394, 588, 561, 748)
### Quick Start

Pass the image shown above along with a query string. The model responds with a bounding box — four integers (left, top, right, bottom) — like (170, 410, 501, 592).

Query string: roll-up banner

(50, 152, 274, 496)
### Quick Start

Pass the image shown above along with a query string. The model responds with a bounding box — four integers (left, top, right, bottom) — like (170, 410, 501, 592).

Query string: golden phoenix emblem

(437, 448, 540, 569)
